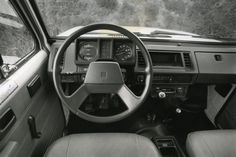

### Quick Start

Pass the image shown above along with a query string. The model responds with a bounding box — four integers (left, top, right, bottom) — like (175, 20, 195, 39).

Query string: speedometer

(114, 44, 132, 61)
(78, 42, 97, 61)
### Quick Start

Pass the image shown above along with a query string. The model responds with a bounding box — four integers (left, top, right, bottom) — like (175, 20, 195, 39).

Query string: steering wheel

(53, 24, 153, 123)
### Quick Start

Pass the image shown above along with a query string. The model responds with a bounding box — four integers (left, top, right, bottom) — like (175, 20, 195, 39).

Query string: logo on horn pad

(101, 72, 108, 81)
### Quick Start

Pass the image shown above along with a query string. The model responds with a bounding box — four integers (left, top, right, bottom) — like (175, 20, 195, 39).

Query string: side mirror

(0, 54, 17, 79)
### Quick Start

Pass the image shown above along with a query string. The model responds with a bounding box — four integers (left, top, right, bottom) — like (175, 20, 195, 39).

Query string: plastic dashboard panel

(48, 39, 236, 84)
(196, 52, 236, 83)
(48, 42, 77, 74)
(196, 52, 236, 74)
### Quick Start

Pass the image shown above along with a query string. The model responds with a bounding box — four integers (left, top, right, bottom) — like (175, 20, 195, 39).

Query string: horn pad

(84, 62, 124, 84)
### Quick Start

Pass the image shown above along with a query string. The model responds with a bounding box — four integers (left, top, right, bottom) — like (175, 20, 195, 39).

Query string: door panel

(0, 50, 65, 157)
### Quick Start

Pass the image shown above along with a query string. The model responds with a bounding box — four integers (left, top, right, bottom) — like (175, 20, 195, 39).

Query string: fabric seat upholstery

(186, 130, 236, 157)
(44, 133, 162, 157)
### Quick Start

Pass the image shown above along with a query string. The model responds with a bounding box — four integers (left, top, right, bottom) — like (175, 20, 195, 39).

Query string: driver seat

(44, 133, 162, 157)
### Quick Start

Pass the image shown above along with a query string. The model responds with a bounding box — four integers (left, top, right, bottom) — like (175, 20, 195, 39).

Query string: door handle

(0, 108, 16, 139)
(28, 115, 41, 139)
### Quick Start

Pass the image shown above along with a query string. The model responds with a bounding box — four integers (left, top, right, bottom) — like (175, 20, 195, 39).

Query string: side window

(0, 1, 35, 78)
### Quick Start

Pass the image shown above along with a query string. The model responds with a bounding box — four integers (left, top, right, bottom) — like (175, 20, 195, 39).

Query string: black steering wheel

(53, 24, 153, 123)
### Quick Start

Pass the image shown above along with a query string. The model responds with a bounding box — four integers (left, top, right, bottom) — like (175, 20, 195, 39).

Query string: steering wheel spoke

(118, 85, 140, 111)
(64, 84, 89, 111)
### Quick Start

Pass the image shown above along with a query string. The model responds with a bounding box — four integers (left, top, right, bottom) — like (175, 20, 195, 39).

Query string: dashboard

(48, 37, 236, 99)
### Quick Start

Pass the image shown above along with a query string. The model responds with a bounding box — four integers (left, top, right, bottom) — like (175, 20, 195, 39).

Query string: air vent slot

(109, 34, 127, 38)
(137, 51, 145, 67)
(183, 53, 192, 69)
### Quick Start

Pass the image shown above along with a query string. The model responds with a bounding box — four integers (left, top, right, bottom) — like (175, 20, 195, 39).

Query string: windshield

(35, 0, 236, 39)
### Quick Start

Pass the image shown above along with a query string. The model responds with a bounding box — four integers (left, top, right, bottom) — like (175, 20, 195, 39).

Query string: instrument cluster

(75, 39, 135, 65)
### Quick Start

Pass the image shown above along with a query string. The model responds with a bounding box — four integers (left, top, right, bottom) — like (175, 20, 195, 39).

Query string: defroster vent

(183, 53, 192, 69)
(137, 51, 145, 67)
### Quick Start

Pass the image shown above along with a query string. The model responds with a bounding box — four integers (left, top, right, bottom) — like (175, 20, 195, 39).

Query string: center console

(136, 50, 198, 99)
(152, 136, 186, 157)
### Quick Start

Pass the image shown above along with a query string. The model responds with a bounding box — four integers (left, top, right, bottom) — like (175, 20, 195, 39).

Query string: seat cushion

(44, 133, 162, 157)
(186, 130, 236, 157)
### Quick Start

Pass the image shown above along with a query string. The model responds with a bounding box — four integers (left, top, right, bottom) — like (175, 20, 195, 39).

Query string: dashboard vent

(137, 51, 145, 67)
(183, 53, 192, 69)
(109, 34, 127, 38)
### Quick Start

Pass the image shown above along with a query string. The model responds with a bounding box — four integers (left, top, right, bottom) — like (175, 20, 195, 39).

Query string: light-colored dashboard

(48, 37, 236, 85)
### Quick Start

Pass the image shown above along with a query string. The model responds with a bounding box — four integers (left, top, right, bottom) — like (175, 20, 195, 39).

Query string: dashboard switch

(176, 87, 184, 95)
(137, 75, 145, 84)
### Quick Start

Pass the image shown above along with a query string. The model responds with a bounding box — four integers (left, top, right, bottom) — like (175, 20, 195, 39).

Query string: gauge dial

(114, 44, 132, 61)
(78, 42, 97, 61)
